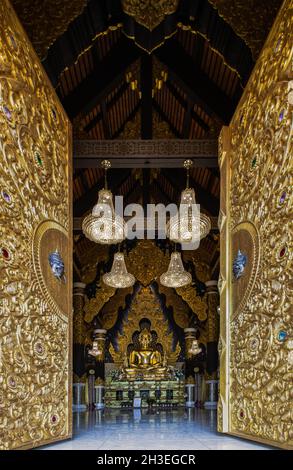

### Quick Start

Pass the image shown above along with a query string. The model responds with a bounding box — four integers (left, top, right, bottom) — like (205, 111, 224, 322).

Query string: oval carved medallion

(33, 220, 69, 321)
(231, 221, 260, 319)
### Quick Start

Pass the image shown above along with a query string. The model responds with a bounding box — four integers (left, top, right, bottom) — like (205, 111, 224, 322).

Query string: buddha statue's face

(139, 329, 151, 350)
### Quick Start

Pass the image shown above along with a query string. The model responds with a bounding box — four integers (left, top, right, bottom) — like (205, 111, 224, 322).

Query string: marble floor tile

(39, 408, 272, 450)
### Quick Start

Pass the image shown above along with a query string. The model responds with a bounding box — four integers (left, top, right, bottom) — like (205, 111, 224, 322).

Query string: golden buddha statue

(123, 328, 168, 380)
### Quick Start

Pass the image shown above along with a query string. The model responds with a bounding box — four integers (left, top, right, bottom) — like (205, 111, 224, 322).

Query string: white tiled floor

(40, 408, 272, 450)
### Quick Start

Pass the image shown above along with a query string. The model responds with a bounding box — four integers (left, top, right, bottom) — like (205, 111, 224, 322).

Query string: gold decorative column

(73, 282, 87, 345)
(73, 282, 87, 410)
(91, 329, 107, 362)
(204, 280, 219, 409)
(91, 329, 107, 409)
(184, 328, 197, 407)
(205, 281, 219, 375)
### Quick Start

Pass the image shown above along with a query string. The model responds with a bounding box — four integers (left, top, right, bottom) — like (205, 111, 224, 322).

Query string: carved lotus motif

(122, 0, 179, 31)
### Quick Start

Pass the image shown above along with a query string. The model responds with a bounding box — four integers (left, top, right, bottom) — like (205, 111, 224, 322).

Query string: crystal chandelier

(103, 252, 135, 288)
(160, 251, 191, 288)
(82, 160, 125, 245)
(188, 339, 202, 356)
(167, 160, 211, 245)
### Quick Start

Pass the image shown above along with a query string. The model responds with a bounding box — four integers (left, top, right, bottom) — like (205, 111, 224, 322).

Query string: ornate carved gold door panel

(0, 1, 72, 449)
(218, 0, 292, 449)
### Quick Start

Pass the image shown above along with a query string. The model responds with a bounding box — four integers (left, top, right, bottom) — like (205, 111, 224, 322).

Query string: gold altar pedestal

(123, 367, 169, 381)
(104, 378, 185, 408)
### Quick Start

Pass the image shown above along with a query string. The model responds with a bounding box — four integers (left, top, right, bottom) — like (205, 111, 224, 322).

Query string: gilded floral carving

(83, 283, 116, 324)
(219, 0, 292, 448)
(158, 283, 191, 329)
(126, 240, 169, 286)
(176, 286, 208, 322)
(119, 110, 141, 140)
(153, 110, 176, 139)
(99, 285, 134, 330)
(84, 241, 210, 329)
(208, 0, 282, 59)
(0, 0, 72, 449)
(12, 0, 87, 58)
(122, 0, 179, 31)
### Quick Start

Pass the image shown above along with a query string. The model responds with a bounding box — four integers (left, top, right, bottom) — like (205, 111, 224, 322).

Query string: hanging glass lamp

(160, 252, 191, 288)
(167, 159, 211, 245)
(82, 160, 125, 245)
(103, 252, 135, 288)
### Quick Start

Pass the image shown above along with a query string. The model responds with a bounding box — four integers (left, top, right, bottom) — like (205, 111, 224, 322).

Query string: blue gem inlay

(278, 330, 287, 342)
(233, 250, 247, 280)
(48, 250, 66, 282)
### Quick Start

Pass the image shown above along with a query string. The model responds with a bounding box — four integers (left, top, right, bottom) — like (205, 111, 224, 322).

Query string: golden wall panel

(0, 0, 72, 449)
(219, 0, 292, 449)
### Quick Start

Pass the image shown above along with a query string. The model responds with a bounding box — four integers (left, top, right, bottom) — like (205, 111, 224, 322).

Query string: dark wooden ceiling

(55, 27, 244, 144)
(13, 1, 282, 148)
(13, 0, 281, 270)
(13, 0, 282, 154)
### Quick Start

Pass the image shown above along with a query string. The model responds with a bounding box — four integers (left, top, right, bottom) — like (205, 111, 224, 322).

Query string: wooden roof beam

(153, 100, 182, 138)
(73, 138, 218, 168)
(84, 82, 129, 134)
(112, 102, 141, 139)
(141, 54, 153, 139)
(155, 39, 237, 124)
(61, 36, 140, 119)
(100, 101, 111, 139)
(165, 80, 209, 133)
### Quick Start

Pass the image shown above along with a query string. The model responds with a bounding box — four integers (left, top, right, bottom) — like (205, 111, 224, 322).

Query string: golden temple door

(0, 1, 72, 449)
(218, 0, 292, 450)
